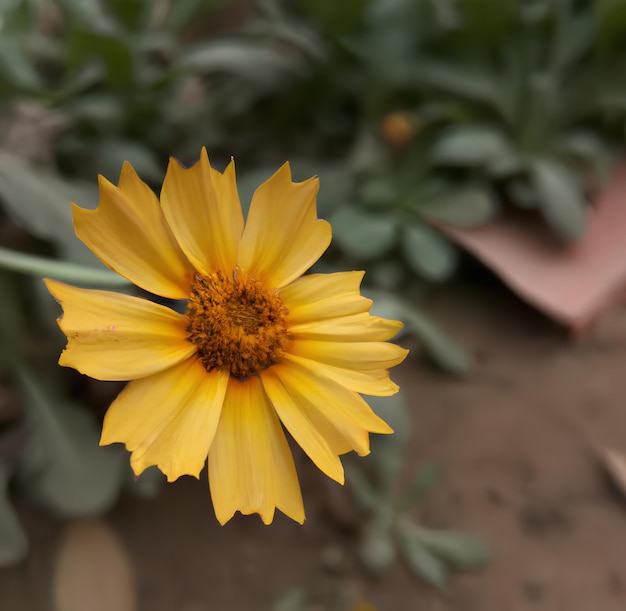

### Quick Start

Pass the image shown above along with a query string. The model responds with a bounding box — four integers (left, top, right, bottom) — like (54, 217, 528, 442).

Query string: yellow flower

(45, 149, 408, 524)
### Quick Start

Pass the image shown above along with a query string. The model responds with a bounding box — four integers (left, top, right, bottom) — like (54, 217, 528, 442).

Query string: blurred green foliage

(0, 0, 625, 568)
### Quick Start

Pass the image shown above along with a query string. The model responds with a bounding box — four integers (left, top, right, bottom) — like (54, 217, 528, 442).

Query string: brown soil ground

(3, 282, 626, 611)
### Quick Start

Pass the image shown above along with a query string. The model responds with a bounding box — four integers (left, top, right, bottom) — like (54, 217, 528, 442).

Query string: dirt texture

(3, 283, 626, 611)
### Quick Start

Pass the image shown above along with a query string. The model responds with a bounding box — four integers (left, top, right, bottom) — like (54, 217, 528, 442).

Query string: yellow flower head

(45, 149, 408, 524)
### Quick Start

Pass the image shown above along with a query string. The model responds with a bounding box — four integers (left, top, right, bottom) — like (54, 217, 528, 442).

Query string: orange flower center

(186, 269, 292, 379)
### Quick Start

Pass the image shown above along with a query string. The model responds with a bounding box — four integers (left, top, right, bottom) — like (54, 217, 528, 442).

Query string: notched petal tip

(73, 170, 193, 299)
(375, 421, 394, 435)
(44, 279, 71, 331)
(117, 160, 134, 182)
(43, 277, 63, 302)
(259, 509, 276, 526)
(162, 148, 242, 276)
(273, 160, 292, 182)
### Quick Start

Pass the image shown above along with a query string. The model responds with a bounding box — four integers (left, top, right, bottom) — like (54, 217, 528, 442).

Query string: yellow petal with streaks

(73, 163, 193, 299)
(238, 163, 330, 288)
(290, 339, 409, 372)
(261, 367, 345, 484)
(269, 361, 392, 457)
(161, 149, 243, 276)
(289, 312, 403, 342)
(101, 359, 228, 481)
(282, 353, 399, 397)
(45, 279, 195, 381)
(208, 376, 304, 525)
(280, 271, 372, 324)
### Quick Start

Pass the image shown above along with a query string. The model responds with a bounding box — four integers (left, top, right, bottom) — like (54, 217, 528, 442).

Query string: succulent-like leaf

(367, 290, 471, 375)
(402, 223, 458, 281)
(0, 153, 101, 265)
(530, 157, 587, 241)
(15, 367, 125, 518)
(432, 124, 519, 174)
(413, 528, 491, 571)
(419, 185, 499, 227)
(331, 205, 397, 260)
(401, 534, 449, 589)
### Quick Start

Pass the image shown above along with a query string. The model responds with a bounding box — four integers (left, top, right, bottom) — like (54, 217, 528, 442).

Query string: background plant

(1, 0, 625, 578)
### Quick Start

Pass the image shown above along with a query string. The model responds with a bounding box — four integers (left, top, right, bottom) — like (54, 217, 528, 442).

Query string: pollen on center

(185, 269, 292, 378)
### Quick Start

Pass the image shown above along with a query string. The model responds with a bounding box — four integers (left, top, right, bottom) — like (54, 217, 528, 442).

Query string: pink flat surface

(440, 165, 626, 327)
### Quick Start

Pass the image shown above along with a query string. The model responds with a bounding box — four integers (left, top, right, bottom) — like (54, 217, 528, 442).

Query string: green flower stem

(0, 247, 128, 286)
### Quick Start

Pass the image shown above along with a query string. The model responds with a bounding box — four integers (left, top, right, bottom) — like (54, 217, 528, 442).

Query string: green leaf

(595, 0, 626, 51)
(271, 586, 307, 611)
(166, 0, 212, 32)
(368, 260, 406, 292)
(0, 0, 36, 33)
(15, 367, 125, 517)
(367, 290, 471, 375)
(405, 309, 469, 374)
(0, 153, 103, 265)
(522, 74, 560, 147)
(418, 186, 498, 227)
(67, 29, 134, 90)
(345, 463, 378, 512)
(506, 176, 539, 209)
(105, 0, 149, 31)
(361, 0, 424, 84)
(401, 535, 449, 588)
(362, 178, 399, 209)
(414, 529, 491, 571)
(178, 41, 303, 79)
(331, 205, 397, 260)
(557, 131, 616, 186)
(410, 59, 508, 119)
(296, 0, 367, 34)
(529, 157, 587, 241)
(68, 93, 125, 126)
(93, 139, 163, 184)
(402, 223, 457, 282)
(0, 462, 28, 567)
(432, 125, 519, 173)
(0, 37, 43, 91)
(552, 9, 595, 72)
(455, 0, 516, 47)
(55, 0, 115, 32)
(359, 519, 397, 573)
(402, 463, 440, 506)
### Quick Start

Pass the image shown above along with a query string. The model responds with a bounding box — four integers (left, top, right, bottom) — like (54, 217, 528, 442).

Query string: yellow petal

(290, 339, 409, 371)
(289, 312, 403, 342)
(261, 367, 345, 484)
(161, 149, 244, 276)
(280, 271, 372, 325)
(268, 361, 392, 457)
(73, 162, 193, 299)
(45, 279, 195, 381)
(101, 358, 228, 481)
(238, 163, 331, 288)
(298, 399, 357, 457)
(282, 353, 399, 397)
(208, 376, 304, 525)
